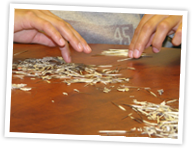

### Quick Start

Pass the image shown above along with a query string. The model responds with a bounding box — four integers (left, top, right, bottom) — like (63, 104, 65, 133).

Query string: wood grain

(10, 43, 180, 137)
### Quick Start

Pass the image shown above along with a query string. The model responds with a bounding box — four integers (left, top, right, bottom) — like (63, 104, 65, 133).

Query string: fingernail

(60, 38, 65, 46)
(129, 50, 133, 58)
(134, 49, 141, 58)
(86, 45, 92, 53)
(78, 43, 83, 52)
(153, 47, 160, 53)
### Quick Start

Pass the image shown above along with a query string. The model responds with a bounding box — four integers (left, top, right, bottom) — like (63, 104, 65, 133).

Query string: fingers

(129, 15, 168, 58)
(57, 22, 91, 53)
(37, 10, 92, 54)
(145, 33, 155, 49)
(129, 14, 154, 58)
(151, 16, 182, 52)
(31, 30, 73, 63)
(172, 22, 182, 46)
(129, 15, 182, 58)
(65, 23, 92, 54)
(14, 9, 92, 61)
(15, 10, 66, 47)
(129, 14, 154, 51)
(59, 40, 71, 63)
(31, 31, 58, 47)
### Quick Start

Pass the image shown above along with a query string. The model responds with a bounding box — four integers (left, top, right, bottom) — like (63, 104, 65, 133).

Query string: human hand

(129, 14, 182, 58)
(14, 9, 91, 62)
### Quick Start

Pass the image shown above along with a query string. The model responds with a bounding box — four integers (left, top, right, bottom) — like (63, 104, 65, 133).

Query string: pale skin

(129, 14, 182, 58)
(14, 10, 182, 61)
(14, 9, 92, 63)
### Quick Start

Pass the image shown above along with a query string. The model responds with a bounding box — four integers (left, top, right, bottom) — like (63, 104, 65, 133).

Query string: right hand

(14, 9, 92, 62)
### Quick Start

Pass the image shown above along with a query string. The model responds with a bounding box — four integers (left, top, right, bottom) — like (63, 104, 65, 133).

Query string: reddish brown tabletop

(10, 43, 180, 137)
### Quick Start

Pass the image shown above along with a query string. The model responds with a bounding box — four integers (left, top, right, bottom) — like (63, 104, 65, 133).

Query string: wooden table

(10, 43, 180, 137)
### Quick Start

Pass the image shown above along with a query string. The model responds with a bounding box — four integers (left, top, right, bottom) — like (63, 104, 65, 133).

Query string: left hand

(129, 14, 182, 58)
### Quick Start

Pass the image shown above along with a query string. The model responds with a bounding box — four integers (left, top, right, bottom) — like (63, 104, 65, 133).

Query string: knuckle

(157, 21, 170, 30)
(142, 22, 153, 32)
(25, 11, 36, 18)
